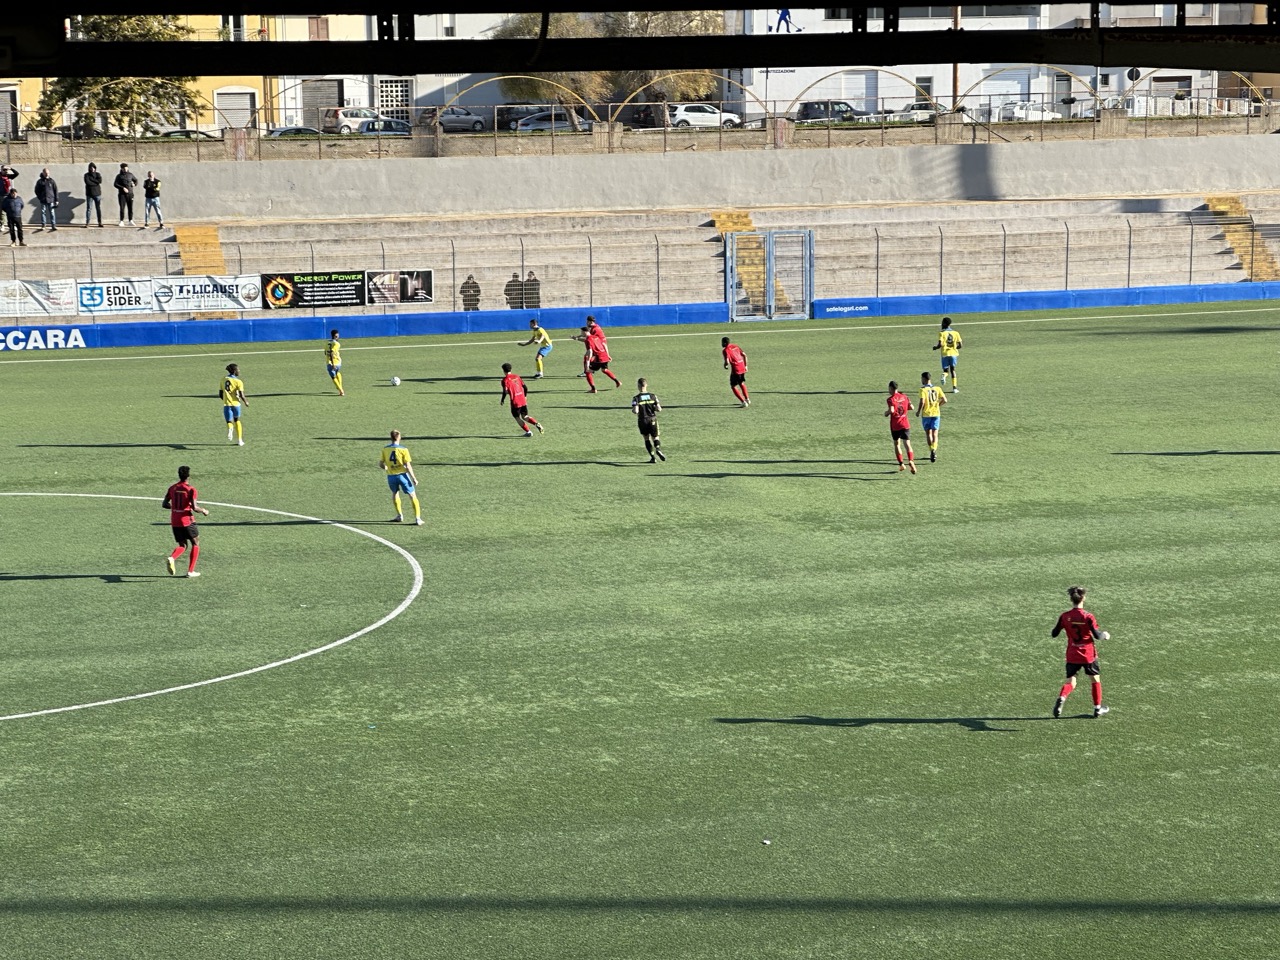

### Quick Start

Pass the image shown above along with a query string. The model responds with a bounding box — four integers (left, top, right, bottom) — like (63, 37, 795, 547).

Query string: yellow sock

(535, 356, 544, 374)
(334, 371, 343, 392)
(235, 420, 243, 441)
(410, 495, 421, 521)
(393, 493, 402, 516)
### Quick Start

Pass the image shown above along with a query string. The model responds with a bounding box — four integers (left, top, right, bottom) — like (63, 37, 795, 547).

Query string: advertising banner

(152, 275, 263, 313)
(260, 270, 433, 309)
(261, 272, 368, 309)
(77, 279, 154, 316)
(0, 279, 79, 318)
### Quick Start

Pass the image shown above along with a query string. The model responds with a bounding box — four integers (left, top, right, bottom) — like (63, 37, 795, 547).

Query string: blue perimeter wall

(6, 282, 1280, 351)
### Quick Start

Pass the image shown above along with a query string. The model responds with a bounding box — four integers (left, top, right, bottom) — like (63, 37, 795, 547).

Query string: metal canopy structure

(6, 7, 1280, 78)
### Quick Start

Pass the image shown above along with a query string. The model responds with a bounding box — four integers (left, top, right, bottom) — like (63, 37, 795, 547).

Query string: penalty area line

(0, 492, 424, 722)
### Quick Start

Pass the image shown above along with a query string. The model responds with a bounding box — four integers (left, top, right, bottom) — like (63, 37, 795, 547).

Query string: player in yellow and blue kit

(518, 319, 553, 379)
(220, 363, 249, 446)
(380, 429, 423, 525)
(326, 329, 345, 396)
(916, 370, 947, 462)
(932, 316, 962, 393)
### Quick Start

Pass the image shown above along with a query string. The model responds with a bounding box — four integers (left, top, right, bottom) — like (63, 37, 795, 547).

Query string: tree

(490, 11, 723, 120)
(35, 16, 199, 136)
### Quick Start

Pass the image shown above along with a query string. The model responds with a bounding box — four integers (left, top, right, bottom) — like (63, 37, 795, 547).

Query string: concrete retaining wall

(20, 134, 1280, 224)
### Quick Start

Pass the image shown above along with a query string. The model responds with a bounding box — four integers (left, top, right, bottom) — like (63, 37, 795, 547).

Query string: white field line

(0, 492, 424, 722)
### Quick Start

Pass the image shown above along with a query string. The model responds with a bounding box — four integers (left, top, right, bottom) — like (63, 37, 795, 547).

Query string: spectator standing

(0, 164, 18, 197)
(504, 272, 523, 309)
(34, 167, 58, 231)
(524, 270, 541, 308)
(460, 274, 481, 310)
(114, 162, 138, 226)
(2, 189, 25, 247)
(142, 170, 164, 229)
(83, 162, 104, 227)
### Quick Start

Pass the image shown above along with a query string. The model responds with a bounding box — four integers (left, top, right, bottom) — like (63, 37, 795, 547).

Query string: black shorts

(891, 428, 910, 441)
(729, 371, 746, 387)
(172, 523, 198, 546)
(510, 403, 528, 418)
(638, 421, 659, 438)
(1065, 660, 1100, 678)
(590, 360, 610, 372)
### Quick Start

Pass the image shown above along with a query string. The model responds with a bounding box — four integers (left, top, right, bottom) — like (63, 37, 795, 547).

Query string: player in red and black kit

(884, 380, 916, 474)
(500, 362, 543, 437)
(722, 336, 749, 406)
(583, 325, 621, 393)
(162, 464, 209, 578)
(1052, 585, 1110, 718)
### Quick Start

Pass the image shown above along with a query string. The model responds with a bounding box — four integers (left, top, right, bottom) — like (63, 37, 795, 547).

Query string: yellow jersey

(381, 443, 413, 475)
(937, 328, 962, 356)
(918, 384, 946, 417)
(326, 338, 341, 365)
(220, 375, 245, 406)
(528, 326, 552, 348)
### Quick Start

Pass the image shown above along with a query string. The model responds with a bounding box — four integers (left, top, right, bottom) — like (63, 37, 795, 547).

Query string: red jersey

(502, 372, 528, 406)
(587, 333, 611, 363)
(1055, 607, 1100, 663)
(723, 343, 747, 374)
(164, 481, 199, 527)
(886, 391, 911, 431)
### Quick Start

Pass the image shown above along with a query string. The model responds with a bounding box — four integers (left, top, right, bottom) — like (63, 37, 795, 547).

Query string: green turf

(1, 303, 1278, 959)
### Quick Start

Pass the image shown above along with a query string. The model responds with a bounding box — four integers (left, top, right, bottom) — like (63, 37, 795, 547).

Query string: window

(378, 77, 413, 121)
(1099, 73, 1112, 88)
(221, 15, 245, 41)
(828, 5, 1036, 19)
(915, 77, 933, 98)
(308, 17, 329, 41)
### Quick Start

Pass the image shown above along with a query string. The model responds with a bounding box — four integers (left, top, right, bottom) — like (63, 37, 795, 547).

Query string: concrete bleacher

(0, 193, 1258, 317)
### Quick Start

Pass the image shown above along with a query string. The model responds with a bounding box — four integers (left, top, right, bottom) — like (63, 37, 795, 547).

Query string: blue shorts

(387, 473, 415, 495)
(537, 344, 553, 357)
(941, 356, 956, 371)
(327, 363, 341, 377)
(223, 404, 241, 422)
(921, 416, 940, 431)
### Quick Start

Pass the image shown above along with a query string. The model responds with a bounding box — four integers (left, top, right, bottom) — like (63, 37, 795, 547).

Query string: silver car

(515, 109, 591, 134)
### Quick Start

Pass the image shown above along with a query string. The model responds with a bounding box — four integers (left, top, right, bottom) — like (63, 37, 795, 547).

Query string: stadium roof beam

(7, 15, 1280, 78)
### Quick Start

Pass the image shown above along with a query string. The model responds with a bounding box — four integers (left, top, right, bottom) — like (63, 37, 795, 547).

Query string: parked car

(515, 109, 591, 134)
(266, 126, 321, 137)
(631, 104, 660, 128)
(322, 107, 391, 134)
(496, 103, 547, 131)
(667, 103, 742, 128)
(998, 101, 1061, 122)
(157, 128, 222, 140)
(421, 106, 487, 132)
(356, 118, 412, 137)
(52, 123, 126, 140)
(796, 100, 869, 123)
(898, 100, 943, 122)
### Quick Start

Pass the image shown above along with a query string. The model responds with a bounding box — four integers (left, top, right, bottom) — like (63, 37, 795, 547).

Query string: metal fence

(1, 210, 1267, 321)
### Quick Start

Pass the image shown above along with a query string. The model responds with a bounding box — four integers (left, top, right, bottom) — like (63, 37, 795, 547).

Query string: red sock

(1091, 680, 1103, 706)
(741, 387, 749, 401)
(188, 544, 200, 572)
(1058, 683, 1073, 701)
(896, 454, 903, 465)
(525, 416, 539, 426)
(169, 546, 184, 560)
(585, 372, 596, 389)
(607, 371, 620, 384)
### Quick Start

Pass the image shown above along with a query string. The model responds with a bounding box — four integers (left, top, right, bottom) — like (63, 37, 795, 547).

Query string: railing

(2, 91, 1274, 163)
(0, 213, 1267, 321)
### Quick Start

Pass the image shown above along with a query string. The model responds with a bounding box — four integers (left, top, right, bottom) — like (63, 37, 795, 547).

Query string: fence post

(1001, 223, 1007, 293)
(1063, 221, 1070, 290)
(874, 228, 880, 299)
(450, 237, 456, 311)
(587, 233, 594, 306)
(1188, 220, 1194, 284)
(654, 233, 660, 305)
(1126, 219, 1133, 288)
(938, 225, 945, 294)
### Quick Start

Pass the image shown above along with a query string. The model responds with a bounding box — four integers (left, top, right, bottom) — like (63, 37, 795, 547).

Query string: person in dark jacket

(523, 270, 541, 309)
(2, 188, 26, 246)
(34, 167, 58, 231)
(142, 170, 163, 229)
(504, 272, 523, 309)
(83, 162, 103, 227)
(460, 274, 481, 310)
(0, 164, 18, 197)
(114, 162, 138, 226)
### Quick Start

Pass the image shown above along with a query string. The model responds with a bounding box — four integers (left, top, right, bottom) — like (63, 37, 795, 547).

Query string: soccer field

(2, 303, 1278, 959)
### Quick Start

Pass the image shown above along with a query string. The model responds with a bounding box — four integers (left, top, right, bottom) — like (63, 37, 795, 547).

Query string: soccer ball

(391, 377, 401, 386)
(1099, 631, 1111, 641)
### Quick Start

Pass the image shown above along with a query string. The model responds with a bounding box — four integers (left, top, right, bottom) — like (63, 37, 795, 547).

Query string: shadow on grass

(673, 471, 894, 481)
(0, 572, 168, 583)
(18, 442, 225, 450)
(1114, 450, 1280, 457)
(312, 436, 512, 442)
(435, 460, 638, 468)
(716, 714, 1063, 732)
(1085, 325, 1280, 336)
(0, 893, 1272, 916)
(160, 393, 324, 399)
